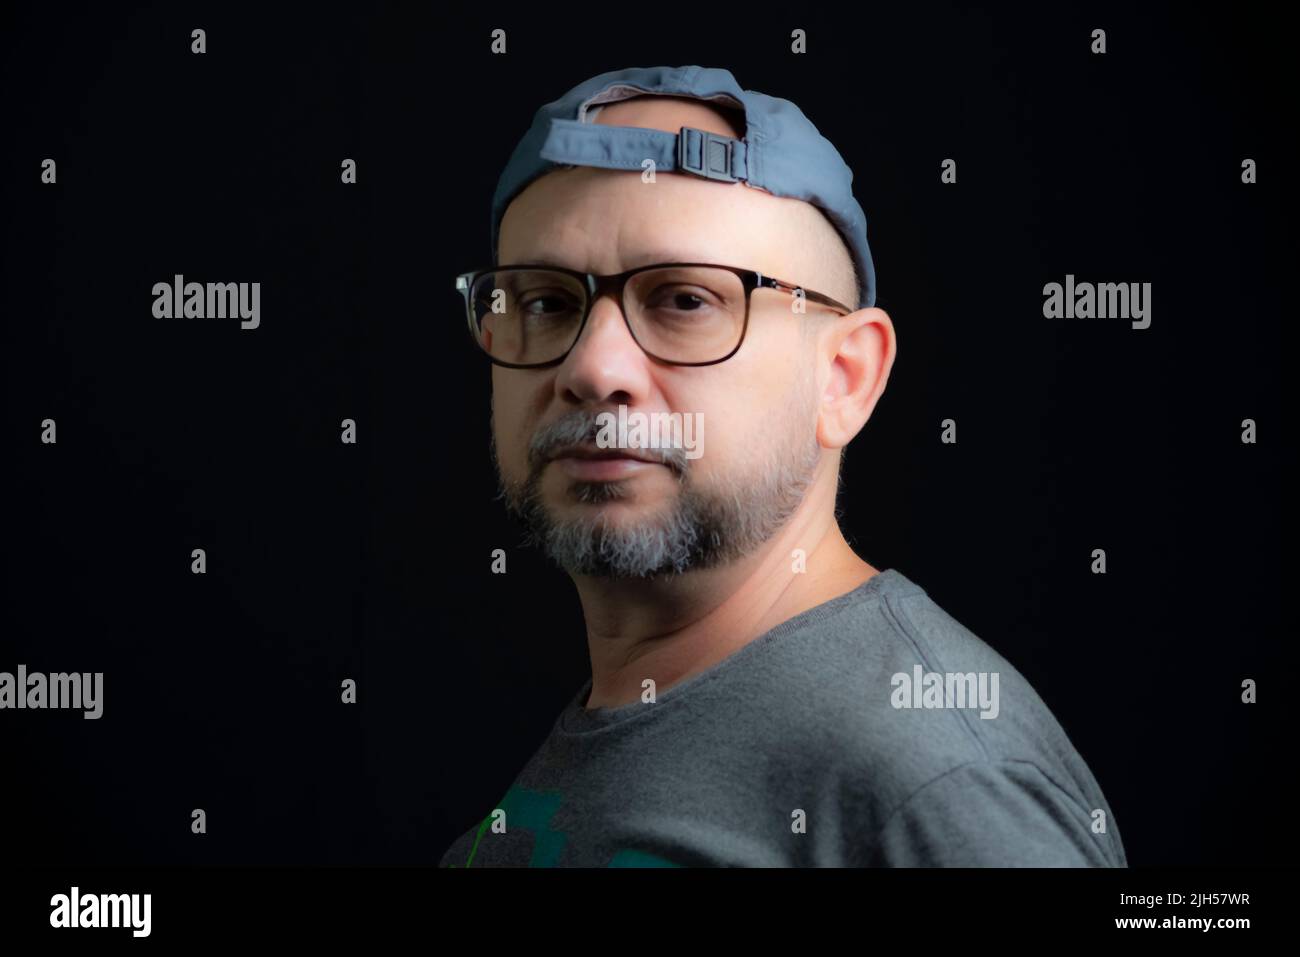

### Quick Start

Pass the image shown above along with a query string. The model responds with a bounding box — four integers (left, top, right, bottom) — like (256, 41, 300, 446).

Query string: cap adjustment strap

(676, 126, 744, 182)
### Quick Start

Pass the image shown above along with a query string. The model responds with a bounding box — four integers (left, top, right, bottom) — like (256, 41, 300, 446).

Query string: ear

(815, 308, 896, 450)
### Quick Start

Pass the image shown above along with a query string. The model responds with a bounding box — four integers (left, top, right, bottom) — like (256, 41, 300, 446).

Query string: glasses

(455, 261, 855, 369)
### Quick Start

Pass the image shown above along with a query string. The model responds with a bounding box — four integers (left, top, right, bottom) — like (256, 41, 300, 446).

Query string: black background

(2, 2, 1294, 868)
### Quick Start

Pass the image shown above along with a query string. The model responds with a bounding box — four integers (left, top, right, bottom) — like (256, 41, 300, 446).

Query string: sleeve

(866, 759, 1124, 867)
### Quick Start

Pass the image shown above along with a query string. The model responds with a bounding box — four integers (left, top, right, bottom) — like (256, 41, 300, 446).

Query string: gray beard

(493, 406, 822, 579)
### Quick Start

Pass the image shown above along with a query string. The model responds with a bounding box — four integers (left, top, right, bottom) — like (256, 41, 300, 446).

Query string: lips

(550, 444, 662, 465)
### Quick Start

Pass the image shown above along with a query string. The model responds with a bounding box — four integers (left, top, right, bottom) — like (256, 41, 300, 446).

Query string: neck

(570, 471, 877, 710)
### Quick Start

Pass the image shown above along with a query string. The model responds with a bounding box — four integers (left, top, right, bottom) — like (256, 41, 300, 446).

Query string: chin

(542, 466, 647, 499)
(559, 485, 649, 509)
(550, 477, 676, 512)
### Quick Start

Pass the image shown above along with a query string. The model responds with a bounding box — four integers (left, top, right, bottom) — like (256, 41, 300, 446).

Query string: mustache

(528, 408, 689, 473)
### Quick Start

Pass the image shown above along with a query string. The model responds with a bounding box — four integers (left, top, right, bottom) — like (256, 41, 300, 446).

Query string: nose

(553, 292, 652, 405)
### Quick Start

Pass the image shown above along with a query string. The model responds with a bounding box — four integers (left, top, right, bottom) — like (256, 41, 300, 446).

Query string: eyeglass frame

(454, 261, 857, 369)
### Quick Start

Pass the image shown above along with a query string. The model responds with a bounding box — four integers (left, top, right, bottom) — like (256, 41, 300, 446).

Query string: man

(440, 65, 1127, 867)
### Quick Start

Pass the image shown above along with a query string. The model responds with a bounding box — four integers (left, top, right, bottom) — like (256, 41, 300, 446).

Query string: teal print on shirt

(458, 784, 682, 867)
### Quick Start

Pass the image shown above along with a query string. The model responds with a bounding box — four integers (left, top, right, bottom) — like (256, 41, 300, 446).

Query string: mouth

(550, 443, 663, 465)
(548, 443, 668, 481)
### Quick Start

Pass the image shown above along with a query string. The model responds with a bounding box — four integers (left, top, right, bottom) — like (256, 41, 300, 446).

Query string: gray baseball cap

(490, 64, 877, 311)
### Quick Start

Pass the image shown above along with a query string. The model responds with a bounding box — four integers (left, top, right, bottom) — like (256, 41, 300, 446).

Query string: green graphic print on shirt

(449, 784, 682, 868)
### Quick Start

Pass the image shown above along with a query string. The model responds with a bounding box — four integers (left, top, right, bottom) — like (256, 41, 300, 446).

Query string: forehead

(500, 170, 782, 269)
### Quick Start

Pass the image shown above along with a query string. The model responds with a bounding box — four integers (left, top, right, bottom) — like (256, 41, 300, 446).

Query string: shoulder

(772, 569, 1126, 865)
(867, 756, 1124, 866)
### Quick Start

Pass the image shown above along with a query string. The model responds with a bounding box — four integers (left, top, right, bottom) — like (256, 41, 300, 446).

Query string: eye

(645, 285, 721, 313)
(519, 291, 580, 317)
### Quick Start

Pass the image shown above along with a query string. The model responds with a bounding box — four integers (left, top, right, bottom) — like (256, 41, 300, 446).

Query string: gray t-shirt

(439, 568, 1127, 867)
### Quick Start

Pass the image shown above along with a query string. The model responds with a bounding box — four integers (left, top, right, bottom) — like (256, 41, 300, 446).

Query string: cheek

(690, 363, 811, 465)
(694, 399, 744, 468)
(682, 390, 774, 475)
(490, 386, 534, 477)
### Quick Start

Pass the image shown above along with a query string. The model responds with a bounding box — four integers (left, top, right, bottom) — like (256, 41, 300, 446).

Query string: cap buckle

(676, 126, 740, 183)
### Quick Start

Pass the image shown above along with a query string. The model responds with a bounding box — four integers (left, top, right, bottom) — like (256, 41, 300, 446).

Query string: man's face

(491, 98, 839, 578)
